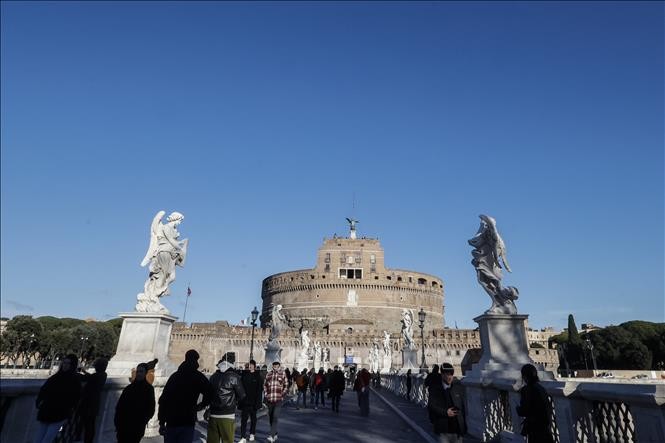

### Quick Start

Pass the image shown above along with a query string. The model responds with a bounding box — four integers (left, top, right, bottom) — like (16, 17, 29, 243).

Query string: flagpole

(183, 282, 191, 323)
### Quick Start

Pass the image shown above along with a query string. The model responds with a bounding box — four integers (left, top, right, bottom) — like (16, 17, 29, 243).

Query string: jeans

(267, 401, 282, 437)
(164, 425, 195, 443)
(34, 420, 66, 443)
(358, 389, 370, 416)
(296, 390, 307, 407)
(331, 394, 341, 412)
(315, 389, 326, 407)
(240, 405, 257, 437)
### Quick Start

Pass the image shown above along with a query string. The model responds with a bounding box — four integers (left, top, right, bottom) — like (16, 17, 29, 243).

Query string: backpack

(315, 374, 323, 386)
(296, 374, 305, 389)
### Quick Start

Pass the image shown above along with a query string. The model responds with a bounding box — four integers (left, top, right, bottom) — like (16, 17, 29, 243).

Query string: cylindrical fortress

(261, 234, 445, 333)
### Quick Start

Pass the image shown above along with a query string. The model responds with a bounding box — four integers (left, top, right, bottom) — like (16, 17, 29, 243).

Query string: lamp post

(586, 338, 597, 371)
(79, 336, 89, 365)
(249, 306, 259, 361)
(418, 308, 427, 371)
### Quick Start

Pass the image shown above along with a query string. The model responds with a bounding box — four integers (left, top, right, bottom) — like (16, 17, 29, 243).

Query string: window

(397, 276, 403, 282)
(370, 265, 376, 273)
(370, 254, 376, 264)
(339, 268, 362, 279)
(325, 264, 330, 272)
(325, 253, 331, 263)
(418, 278, 426, 285)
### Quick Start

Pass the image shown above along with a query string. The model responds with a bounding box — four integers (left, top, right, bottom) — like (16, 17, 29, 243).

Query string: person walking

(238, 359, 261, 443)
(34, 354, 82, 443)
(263, 360, 287, 442)
(207, 353, 246, 443)
(295, 369, 309, 409)
(329, 366, 345, 413)
(114, 362, 156, 443)
(353, 368, 371, 417)
(424, 364, 441, 423)
(308, 368, 316, 406)
(428, 363, 466, 443)
(406, 369, 413, 400)
(314, 368, 326, 409)
(77, 357, 108, 443)
(516, 364, 554, 443)
(158, 349, 211, 443)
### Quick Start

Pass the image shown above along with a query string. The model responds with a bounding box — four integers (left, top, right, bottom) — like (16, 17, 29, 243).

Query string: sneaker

(273, 435, 278, 441)
(267, 437, 274, 443)
(239, 439, 247, 443)
(249, 435, 255, 442)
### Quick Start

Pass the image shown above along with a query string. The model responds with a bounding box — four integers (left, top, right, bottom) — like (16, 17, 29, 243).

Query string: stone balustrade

(1, 376, 168, 443)
(381, 373, 665, 442)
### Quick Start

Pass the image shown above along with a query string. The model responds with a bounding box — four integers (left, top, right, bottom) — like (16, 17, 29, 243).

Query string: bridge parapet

(381, 373, 665, 442)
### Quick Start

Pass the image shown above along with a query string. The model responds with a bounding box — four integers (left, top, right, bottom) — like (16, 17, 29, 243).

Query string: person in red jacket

(353, 368, 371, 417)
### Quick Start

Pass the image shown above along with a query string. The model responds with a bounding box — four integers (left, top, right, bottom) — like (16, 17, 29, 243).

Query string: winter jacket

(158, 360, 211, 427)
(79, 371, 108, 417)
(240, 370, 262, 409)
(329, 370, 345, 396)
(428, 379, 467, 436)
(36, 370, 82, 423)
(516, 381, 553, 443)
(114, 380, 155, 434)
(209, 368, 246, 416)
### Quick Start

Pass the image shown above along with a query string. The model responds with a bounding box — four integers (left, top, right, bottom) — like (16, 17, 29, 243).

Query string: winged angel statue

(136, 210, 189, 313)
(468, 215, 519, 315)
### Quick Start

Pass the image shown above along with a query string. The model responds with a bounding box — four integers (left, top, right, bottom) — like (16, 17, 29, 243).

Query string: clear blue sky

(1, 1, 663, 330)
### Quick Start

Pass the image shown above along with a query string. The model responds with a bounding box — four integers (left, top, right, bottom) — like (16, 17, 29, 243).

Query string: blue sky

(1, 1, 663, 330)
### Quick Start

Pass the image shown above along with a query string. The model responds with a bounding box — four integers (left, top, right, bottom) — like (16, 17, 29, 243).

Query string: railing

(381, 373, 665, 442)
(0, 376, 168, 443)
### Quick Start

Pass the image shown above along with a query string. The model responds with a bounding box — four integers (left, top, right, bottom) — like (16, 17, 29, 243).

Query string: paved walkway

(143, 387, 479, 442)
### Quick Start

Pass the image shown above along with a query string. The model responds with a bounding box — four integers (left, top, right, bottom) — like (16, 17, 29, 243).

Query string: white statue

(383, 331, 392, 357)
(401, 309, 416, 350)
(136, 211, 189, 314)
(468, 215, 519, 315)
(266, 304, 288, 351)
(370, 341, 380, 372)
(299, 330, 310, 360)
(314, 341, 322, 366)
(323, 347, 329, 362)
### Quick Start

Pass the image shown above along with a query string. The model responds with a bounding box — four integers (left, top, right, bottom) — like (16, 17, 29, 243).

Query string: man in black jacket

(428, 363, 466, 443)
(329, 366, 345, 413)
(158, 349, 211, 443)
(239, 359, 261, 443)
(207, 352, 246, 443)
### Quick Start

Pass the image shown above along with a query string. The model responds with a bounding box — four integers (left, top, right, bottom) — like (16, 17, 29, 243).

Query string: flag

(187, 286, 192, 297)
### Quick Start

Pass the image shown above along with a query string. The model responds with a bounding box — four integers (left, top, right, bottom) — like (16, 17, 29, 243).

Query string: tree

(3, 316, 44, 367)
(565, 314, 585, 369)
(590, 327, 652, 369)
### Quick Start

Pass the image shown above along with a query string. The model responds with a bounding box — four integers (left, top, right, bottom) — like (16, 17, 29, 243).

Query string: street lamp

(418, 308, 427, 371)
(79, 336, 89, 364)
(249, 306, 259, 361)
(586, 338, 597, 371)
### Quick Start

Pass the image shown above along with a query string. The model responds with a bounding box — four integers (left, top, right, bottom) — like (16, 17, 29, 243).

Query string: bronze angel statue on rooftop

(468, 215, 519, 315)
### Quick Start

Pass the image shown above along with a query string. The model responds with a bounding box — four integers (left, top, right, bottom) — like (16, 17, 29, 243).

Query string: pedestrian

(208, 353, 246, 443)
(329, 365, 345, 413)
(314, 368, 326, 409)
(114, 362, 156, 443)
(239, 359, 262, 443)
(428, 363, 466, 443)
(516, 364, 554, 443)
(424, 364, 441, 423)
(295, 369, 309, 409)
(308, 368, 316, 405)
(353, 368, 371, 417)
(34, 354, 82, 443)
(77, 357, 108, 443)
(406, 369, 413, 400)
(158, 349, 211, 443)
(263, 360, 287, 442)
(376, 371, 382, 390)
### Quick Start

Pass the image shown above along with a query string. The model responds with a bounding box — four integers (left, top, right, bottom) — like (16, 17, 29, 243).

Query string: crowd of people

(34, 350, 552, 443)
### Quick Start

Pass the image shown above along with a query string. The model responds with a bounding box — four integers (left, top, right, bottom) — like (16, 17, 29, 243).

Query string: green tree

(591, 327, 652, 369)
(4, 316, 44, 367)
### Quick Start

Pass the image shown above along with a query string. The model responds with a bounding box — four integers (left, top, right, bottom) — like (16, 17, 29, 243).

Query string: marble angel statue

(382, 331, 392, 357)
(468, 214, 519, 315)
(136, 210, 188, 313)
(401, 309, 416, 350)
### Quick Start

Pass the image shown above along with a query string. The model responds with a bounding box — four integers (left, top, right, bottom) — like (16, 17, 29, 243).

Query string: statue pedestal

(381, 355, 392, 374)
(401, 348, 418, 372)
(463, 313, 554, 441)
(107, 312, 178, 377)
(264, 345, 282, 367)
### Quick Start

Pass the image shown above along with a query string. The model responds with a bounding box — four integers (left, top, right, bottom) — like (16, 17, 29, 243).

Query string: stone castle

(168, 222, 558, 373)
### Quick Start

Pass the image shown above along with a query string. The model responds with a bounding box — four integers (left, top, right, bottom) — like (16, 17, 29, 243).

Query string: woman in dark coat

(114, 363, 156, 443)
(516, 364, 554, 443)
